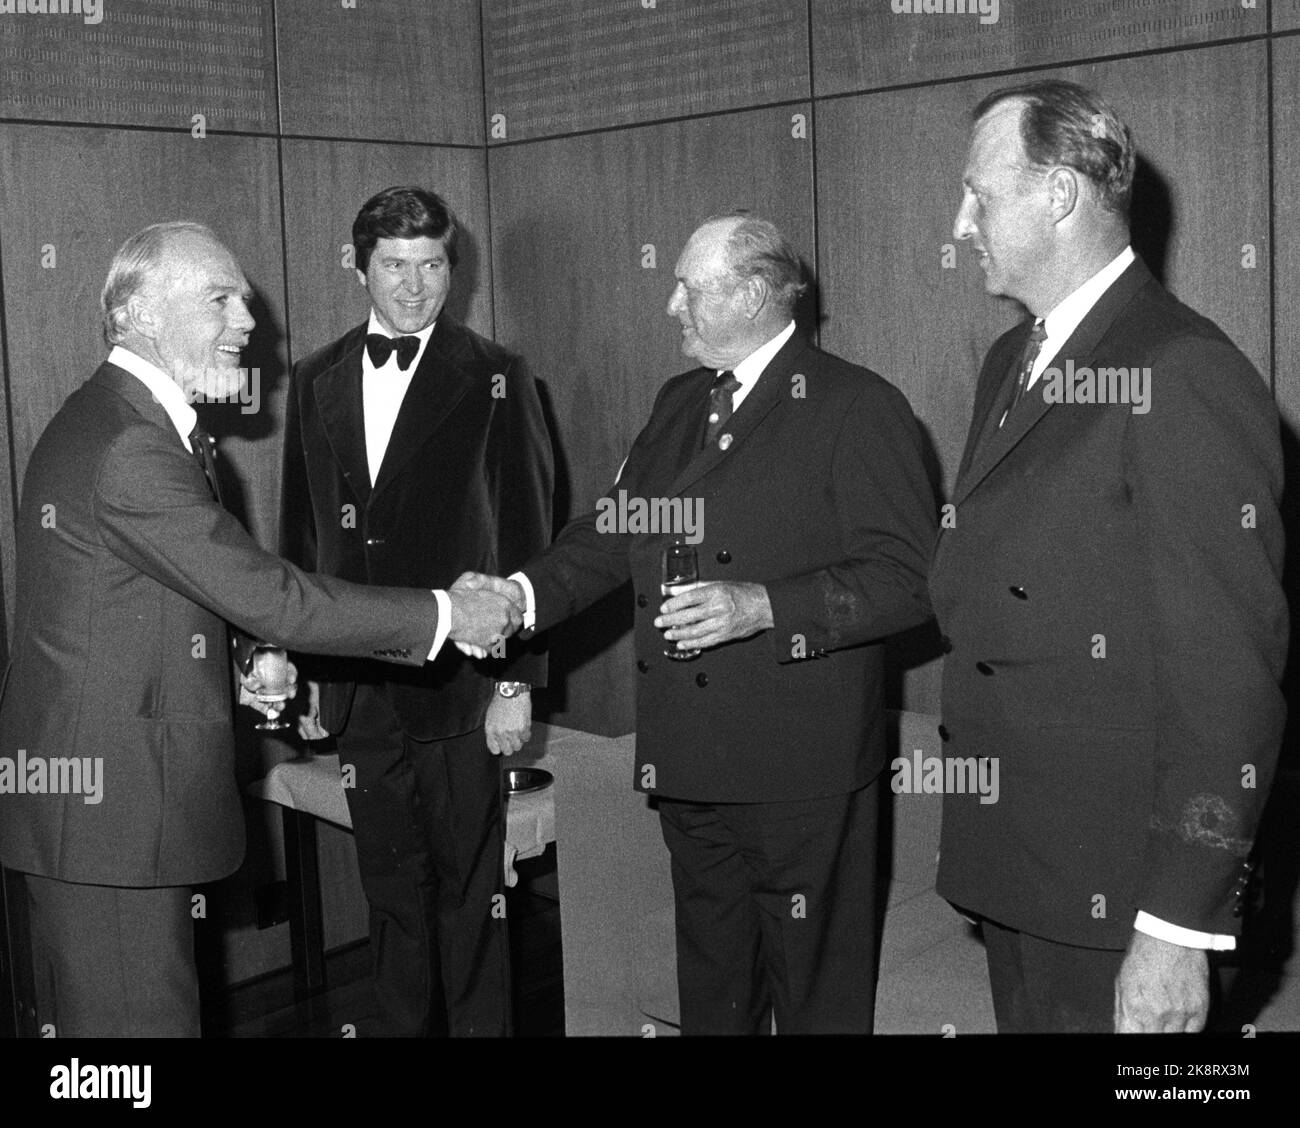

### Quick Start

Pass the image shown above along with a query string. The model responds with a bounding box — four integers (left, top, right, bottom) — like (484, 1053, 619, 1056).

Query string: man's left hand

(485, 690, 530, 756)
(1114, 930, 1210, 1033)
(656, 581, 774, 652)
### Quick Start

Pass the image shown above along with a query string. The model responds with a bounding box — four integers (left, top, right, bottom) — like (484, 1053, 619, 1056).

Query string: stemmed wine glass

(247, 644, 292, 731)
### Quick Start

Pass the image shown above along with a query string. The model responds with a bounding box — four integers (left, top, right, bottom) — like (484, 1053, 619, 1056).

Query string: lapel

(312, 324, 372, 504)
(372, 317, 477, 499)
(657, 333, 808, 503)
(952, 257, 1155, 508)
(92, 362, 187, 446)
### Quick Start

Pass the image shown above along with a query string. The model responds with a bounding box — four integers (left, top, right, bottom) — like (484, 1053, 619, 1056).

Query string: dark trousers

(980, 916, 1125, 1033)
(657, 779, 879, 1035)
(26, 873, 198, 1037)
(337, 683, 511, 1037)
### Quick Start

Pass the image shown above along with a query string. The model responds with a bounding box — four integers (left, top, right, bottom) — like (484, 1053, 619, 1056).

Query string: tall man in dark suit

(280, 187, 553, 1037)
(0, 221, 520, 1037)
(931, 80, 1288, 1033)
(461, 214, 935, 1034)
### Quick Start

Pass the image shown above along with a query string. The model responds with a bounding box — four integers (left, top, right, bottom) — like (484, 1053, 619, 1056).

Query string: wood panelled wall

(0, 2, 1297, 985)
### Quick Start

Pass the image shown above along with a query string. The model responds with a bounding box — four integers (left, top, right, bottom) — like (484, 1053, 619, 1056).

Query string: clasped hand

(448, 571, 527, 659)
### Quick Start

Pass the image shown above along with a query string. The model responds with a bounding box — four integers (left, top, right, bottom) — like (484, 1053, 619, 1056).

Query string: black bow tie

(366, 333, 421, 371)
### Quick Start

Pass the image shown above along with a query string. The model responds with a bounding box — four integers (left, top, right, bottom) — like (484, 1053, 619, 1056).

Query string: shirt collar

(365, 311, 437, 373)
(1041, 245, 1136, 351)
(107, 345, 198, 452)
(727, 320, 796, 396)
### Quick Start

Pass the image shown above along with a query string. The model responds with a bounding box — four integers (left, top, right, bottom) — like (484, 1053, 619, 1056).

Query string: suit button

(366, 536, 386, 547)
(1232, 905, 1243, 918)
(695, 673, 708, 688)
(716, 550, 731, 564)
(938, 724, 950, 742)
(637, 659, 649, 673)
(941, 635, 953, 654)
(976, 661, 994, 676)
(637, 593, 649, 608)
(1009, 585, 1027, 600)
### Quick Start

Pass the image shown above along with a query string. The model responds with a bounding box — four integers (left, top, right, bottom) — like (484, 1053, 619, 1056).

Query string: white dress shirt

(1026, 245, 1135, 390)
(108, 345, 198, 450)
(728, 318, 795, 411)
(361, 311, 437, 486)
(359, 313, 448, 659)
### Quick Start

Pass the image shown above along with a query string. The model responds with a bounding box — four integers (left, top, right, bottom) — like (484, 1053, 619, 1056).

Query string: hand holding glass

(661, 544, 701, 661)
(249, 644, 292, 731)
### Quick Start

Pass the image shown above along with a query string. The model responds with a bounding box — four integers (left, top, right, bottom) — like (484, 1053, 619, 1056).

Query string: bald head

(666, 214, 804, 369)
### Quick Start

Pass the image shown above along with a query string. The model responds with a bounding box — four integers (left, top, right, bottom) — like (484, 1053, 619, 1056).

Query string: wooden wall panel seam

(809, 30, 1275, 107)
(0, 207, 16, 633)
(1267, 31, 1278, 398)
(484, 97, 817, 151)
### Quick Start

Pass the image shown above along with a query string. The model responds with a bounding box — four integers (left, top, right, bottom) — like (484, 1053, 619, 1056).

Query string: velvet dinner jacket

(522, 332, 936, 804)
(280, 316, 553, 741)
(930, 258, 1288, 948)
(0, 363, 441, 887)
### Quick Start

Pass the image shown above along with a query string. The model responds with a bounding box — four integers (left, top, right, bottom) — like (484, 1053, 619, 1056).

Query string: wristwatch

(495, 681, 531, 698)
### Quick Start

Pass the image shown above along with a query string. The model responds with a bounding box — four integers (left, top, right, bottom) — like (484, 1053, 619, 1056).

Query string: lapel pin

(719, 434, 733, 451)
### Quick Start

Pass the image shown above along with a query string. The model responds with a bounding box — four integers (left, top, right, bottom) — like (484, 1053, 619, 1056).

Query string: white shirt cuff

(429, 589, 452, 660)
(1133, 911, 1236, 951)
(509, 571, 536, 631)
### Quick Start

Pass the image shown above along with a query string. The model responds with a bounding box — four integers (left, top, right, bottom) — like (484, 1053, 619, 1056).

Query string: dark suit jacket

(931, 258, 1288, 948)
(280, 316, 553, 741)
(0, 363, 443, 888)
(523, 333, 935, 803)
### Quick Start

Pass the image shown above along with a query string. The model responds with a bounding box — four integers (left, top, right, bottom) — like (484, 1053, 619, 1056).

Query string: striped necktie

(188, 423, 223, 504)
(999, 319, 1048, 429)
(703, 370, 741, 450)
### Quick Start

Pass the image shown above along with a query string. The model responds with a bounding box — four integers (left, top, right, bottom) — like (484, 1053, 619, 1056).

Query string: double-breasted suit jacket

(523, 332, 936, 803)
(931, 258, 1288, 948)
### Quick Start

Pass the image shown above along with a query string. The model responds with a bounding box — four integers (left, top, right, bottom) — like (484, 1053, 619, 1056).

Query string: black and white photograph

(0, 0, 1295, 1111)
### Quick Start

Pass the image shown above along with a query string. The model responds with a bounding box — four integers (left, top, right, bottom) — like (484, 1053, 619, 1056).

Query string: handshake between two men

(449, 570, 777, 659)
(253, 564, 780, 733)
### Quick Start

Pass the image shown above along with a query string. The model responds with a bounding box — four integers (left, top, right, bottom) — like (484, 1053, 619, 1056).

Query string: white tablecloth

(249, 722, 574, 885)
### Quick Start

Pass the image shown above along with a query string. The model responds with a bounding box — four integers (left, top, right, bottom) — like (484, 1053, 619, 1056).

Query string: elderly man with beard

(0, 221, 518, 1036)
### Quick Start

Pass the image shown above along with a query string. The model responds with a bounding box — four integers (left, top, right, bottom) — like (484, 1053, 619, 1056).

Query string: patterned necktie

(999, 319, 1048, 429)
(365, 333, 421, 371)
(188, 423, 223, 504)
(702, 370, 741, 450)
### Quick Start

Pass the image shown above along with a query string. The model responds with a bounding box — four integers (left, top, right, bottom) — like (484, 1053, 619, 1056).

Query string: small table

(248, 723, 566, 997)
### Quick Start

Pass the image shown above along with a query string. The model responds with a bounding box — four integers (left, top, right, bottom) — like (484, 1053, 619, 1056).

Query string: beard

(174, 360, 247, 405)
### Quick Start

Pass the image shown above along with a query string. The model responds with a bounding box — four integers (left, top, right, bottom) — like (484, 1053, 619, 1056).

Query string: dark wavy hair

(352, 186, 460, 273)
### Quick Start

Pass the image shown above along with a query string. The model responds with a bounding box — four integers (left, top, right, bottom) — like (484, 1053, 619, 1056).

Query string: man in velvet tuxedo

(0, 222, 519, 1037)
(931, 81, 1288, 1032)
(462, 214, 935, 1033)
(280, 187, 552, 1037)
